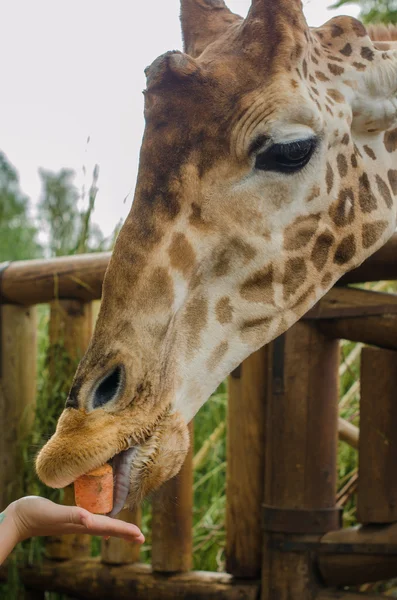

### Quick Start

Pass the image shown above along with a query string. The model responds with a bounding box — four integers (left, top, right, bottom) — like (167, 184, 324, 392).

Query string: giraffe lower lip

(109, 446, 138, 517)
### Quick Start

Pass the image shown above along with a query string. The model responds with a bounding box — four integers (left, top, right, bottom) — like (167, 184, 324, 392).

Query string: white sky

(0, 0, 360, 238)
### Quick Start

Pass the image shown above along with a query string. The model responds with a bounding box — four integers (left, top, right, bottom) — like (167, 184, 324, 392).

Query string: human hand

(4, 496, 144, 544)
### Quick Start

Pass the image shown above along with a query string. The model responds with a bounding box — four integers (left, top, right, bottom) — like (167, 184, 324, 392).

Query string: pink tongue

(109, 447, 137, 517)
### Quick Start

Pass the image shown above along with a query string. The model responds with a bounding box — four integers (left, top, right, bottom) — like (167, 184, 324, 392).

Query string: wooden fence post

(261, 322, 340, 600)
(358, 346, 397, 523)
(45, 299, 93, 560)
(101, 507, 142, 565)
(0, 305, 37, 509)
(226, 347, 269, 578)
(151, 422, 194, 573)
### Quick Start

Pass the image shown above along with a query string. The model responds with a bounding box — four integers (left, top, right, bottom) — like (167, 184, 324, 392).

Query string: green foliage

(0, 152, 42, 261)
(38, 165, 110, 257)
(330, 0, 397, 24)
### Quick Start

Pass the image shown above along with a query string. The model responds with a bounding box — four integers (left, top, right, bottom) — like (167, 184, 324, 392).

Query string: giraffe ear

(180, 0, 242, 58)
(352, 47, 397, 134)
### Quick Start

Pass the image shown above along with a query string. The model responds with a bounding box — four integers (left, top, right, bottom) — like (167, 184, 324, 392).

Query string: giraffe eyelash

(254, 137, 318, 174)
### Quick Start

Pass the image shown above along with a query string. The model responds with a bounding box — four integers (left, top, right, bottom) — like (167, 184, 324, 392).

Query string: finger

(75, 510, 145, 542)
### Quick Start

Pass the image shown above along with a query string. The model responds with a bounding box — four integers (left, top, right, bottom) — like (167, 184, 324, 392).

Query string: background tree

(0, 152, 42, 261)
(330, 0, 397, 24)
(38, 165, 111, 256)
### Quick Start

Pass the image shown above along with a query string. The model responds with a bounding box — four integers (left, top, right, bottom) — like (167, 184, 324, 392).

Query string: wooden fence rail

(0, 233, 397, 599)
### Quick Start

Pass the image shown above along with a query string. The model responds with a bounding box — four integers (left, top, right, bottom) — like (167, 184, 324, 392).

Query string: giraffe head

(36, 0, 397, 513)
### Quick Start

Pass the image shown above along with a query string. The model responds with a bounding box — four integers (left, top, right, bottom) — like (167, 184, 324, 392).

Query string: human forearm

(0, 505, 20, 565)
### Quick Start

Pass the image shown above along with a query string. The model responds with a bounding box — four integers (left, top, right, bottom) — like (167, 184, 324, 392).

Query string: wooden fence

(0, 233, 397, 599)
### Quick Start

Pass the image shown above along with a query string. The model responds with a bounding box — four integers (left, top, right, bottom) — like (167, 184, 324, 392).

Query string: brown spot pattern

(359, 173, 377, 213)
(307, 185, 321, 202)
(334, 234, 356, 265)
(284, 214, 321, 250)
(213, 238, 256, 278)
(363, 145, 376, 160)
(340, 43, 352, 56)
(361, 47, 375, 61)
(189, 203, 208, 229)
(315, 71, 330, 82)
(283, 258, 307, 301)
(168, 233, 196, 276)
(329, 188, 355, 227)
(362, 221, 388, 249)
(376, 175, 393, 209)
(139, 267, 174, 310)
(327, 89, 345, 103)
(240, 265, 274, 304)
(384, 128, 397, 153)
(184, 295, 208, 351)
(311, 232, 335, 271)
(387, 169, 397, 194)
(337, 154, 348, 178)
(341, 134, 350, 145)
(240, 317, 271, 335)
(328, 63, 344, 76)
(216, 297, 233, 325)
(321, 272, 333, 288)
(207, 341, 228, 371)
(351, 154, 358, 168)
(326, 163, 334, 194)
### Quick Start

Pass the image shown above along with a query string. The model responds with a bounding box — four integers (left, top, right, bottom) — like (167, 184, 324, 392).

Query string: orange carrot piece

(74, 463, 113, 514)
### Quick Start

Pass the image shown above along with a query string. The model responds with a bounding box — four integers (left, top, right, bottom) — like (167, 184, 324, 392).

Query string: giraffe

(36, 0, 397, 516)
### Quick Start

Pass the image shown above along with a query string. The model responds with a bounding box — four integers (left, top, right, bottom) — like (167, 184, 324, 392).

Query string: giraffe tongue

(109, 447, 138, 517)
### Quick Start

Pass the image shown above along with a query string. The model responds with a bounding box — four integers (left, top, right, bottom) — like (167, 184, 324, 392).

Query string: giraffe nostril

(93, 366, 124, 409)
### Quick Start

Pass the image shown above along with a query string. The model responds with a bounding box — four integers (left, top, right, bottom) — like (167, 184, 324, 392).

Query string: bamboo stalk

(193, 421, 225, 471)
(338, 418, 359, 449)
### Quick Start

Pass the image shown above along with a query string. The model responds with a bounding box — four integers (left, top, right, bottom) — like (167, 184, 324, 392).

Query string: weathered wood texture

(358, 347, 397, 524)
(304, 287, 397, 320)
(318, 523, 397, 586)
(226, 347, 268, 578)
(45, 300, 93, 560)
(0, 305, 37, 509)
(1, 560, 259, 600)
(318, 315, 397, 350)
(101, 507, 142, 565)
(317, 591, 383, 599)
(151, 422, 194, 573)
(304, 287, 397, 349)
(1, 234, 396, 305)
(1, 253, 109, 305)
(261, 323, 340, 600)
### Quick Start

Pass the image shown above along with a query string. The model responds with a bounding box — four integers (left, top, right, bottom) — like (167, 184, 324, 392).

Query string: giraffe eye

(255, 138, 317, 174)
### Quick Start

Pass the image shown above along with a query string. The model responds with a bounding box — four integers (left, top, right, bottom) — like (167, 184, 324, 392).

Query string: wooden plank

(261, 323, 340, 600)
(358, 347, 397, 523)
(1, 253, 109, 305)
(4, 560, 259, 600)
(0, 305, 37, 509)
(226, 347, 268, 578)
(317, 315, 397, 351)
(317, 591, 383, 599)
(45, 300, 93, 560)
(304, 287, 397, 320)
(318, 523, 397, 586)
(151, 422, 193, 573)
